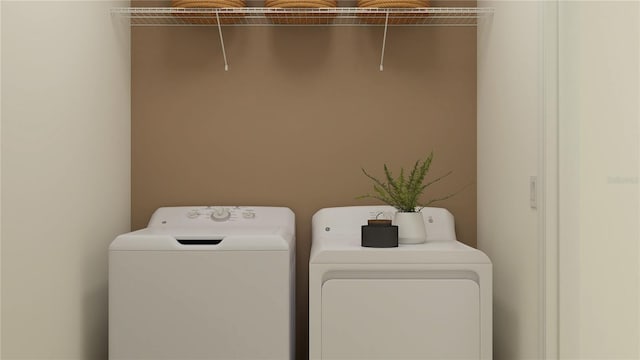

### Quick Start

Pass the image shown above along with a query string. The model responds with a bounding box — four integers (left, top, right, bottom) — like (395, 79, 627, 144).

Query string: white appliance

(109, 206, 295, 360)
(309, 206, 492, 360)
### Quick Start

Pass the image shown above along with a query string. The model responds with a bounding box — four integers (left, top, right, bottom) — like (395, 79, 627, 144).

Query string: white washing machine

(309, 206, 492, 360)
(109, 206, 295, 360)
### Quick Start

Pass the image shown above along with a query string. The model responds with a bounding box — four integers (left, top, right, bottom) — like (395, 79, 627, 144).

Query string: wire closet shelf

(111, 7, 493, 27)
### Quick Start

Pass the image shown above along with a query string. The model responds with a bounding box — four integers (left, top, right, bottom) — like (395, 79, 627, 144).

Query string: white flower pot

(393, 212, 427, 244)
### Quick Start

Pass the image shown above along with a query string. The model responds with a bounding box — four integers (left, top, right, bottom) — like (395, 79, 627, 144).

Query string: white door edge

(540, 1, 560, 359)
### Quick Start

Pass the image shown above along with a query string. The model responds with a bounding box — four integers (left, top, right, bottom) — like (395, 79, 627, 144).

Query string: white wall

(477, 1, 544, 359)
(1, 1, 130, 359)
(558, 1, 639, 359)
(0, 1, 3, 356)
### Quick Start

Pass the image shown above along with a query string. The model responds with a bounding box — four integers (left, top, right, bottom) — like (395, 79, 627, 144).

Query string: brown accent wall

(132, 8, 476, 359)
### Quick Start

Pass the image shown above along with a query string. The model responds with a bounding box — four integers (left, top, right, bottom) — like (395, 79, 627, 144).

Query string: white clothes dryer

(309, 206, 491, 360)
(109, 206, 295, 360)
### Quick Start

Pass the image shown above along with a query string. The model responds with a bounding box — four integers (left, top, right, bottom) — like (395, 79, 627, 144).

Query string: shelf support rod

(215, 13, 229, 71)
(379, 11, 389, 71)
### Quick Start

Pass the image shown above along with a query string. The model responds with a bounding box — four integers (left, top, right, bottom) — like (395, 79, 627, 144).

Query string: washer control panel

(147, 206, 294, 231)
(183, 206, 256, 223)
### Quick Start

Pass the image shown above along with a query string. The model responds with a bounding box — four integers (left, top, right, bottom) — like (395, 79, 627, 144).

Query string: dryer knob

(211, 207, 231, 222)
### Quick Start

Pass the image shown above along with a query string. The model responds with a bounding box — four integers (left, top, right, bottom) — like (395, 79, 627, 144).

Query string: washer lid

(309, 236, 490, 264)
(110, 227, 291, 251)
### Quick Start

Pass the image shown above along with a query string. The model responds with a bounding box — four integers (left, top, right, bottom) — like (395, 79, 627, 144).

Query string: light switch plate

(530, 176, 537, 209)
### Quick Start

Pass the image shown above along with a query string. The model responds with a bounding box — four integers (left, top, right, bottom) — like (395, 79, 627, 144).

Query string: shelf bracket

(379, 12, 389, 71)
(215, 13, 229, 71)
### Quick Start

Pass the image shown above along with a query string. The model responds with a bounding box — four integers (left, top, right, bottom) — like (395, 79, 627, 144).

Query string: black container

(361, 219, 398, 248)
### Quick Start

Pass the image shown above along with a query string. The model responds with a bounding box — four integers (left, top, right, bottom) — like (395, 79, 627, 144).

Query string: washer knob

(187, 209, 200, 219)
(211, 207, 231, 222)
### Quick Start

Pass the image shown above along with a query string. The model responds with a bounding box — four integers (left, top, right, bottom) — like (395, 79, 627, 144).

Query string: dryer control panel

(312, 205, 457, 242)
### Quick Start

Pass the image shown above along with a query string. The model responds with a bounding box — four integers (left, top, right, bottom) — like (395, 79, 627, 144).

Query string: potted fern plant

(357, 152, 454, 244)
